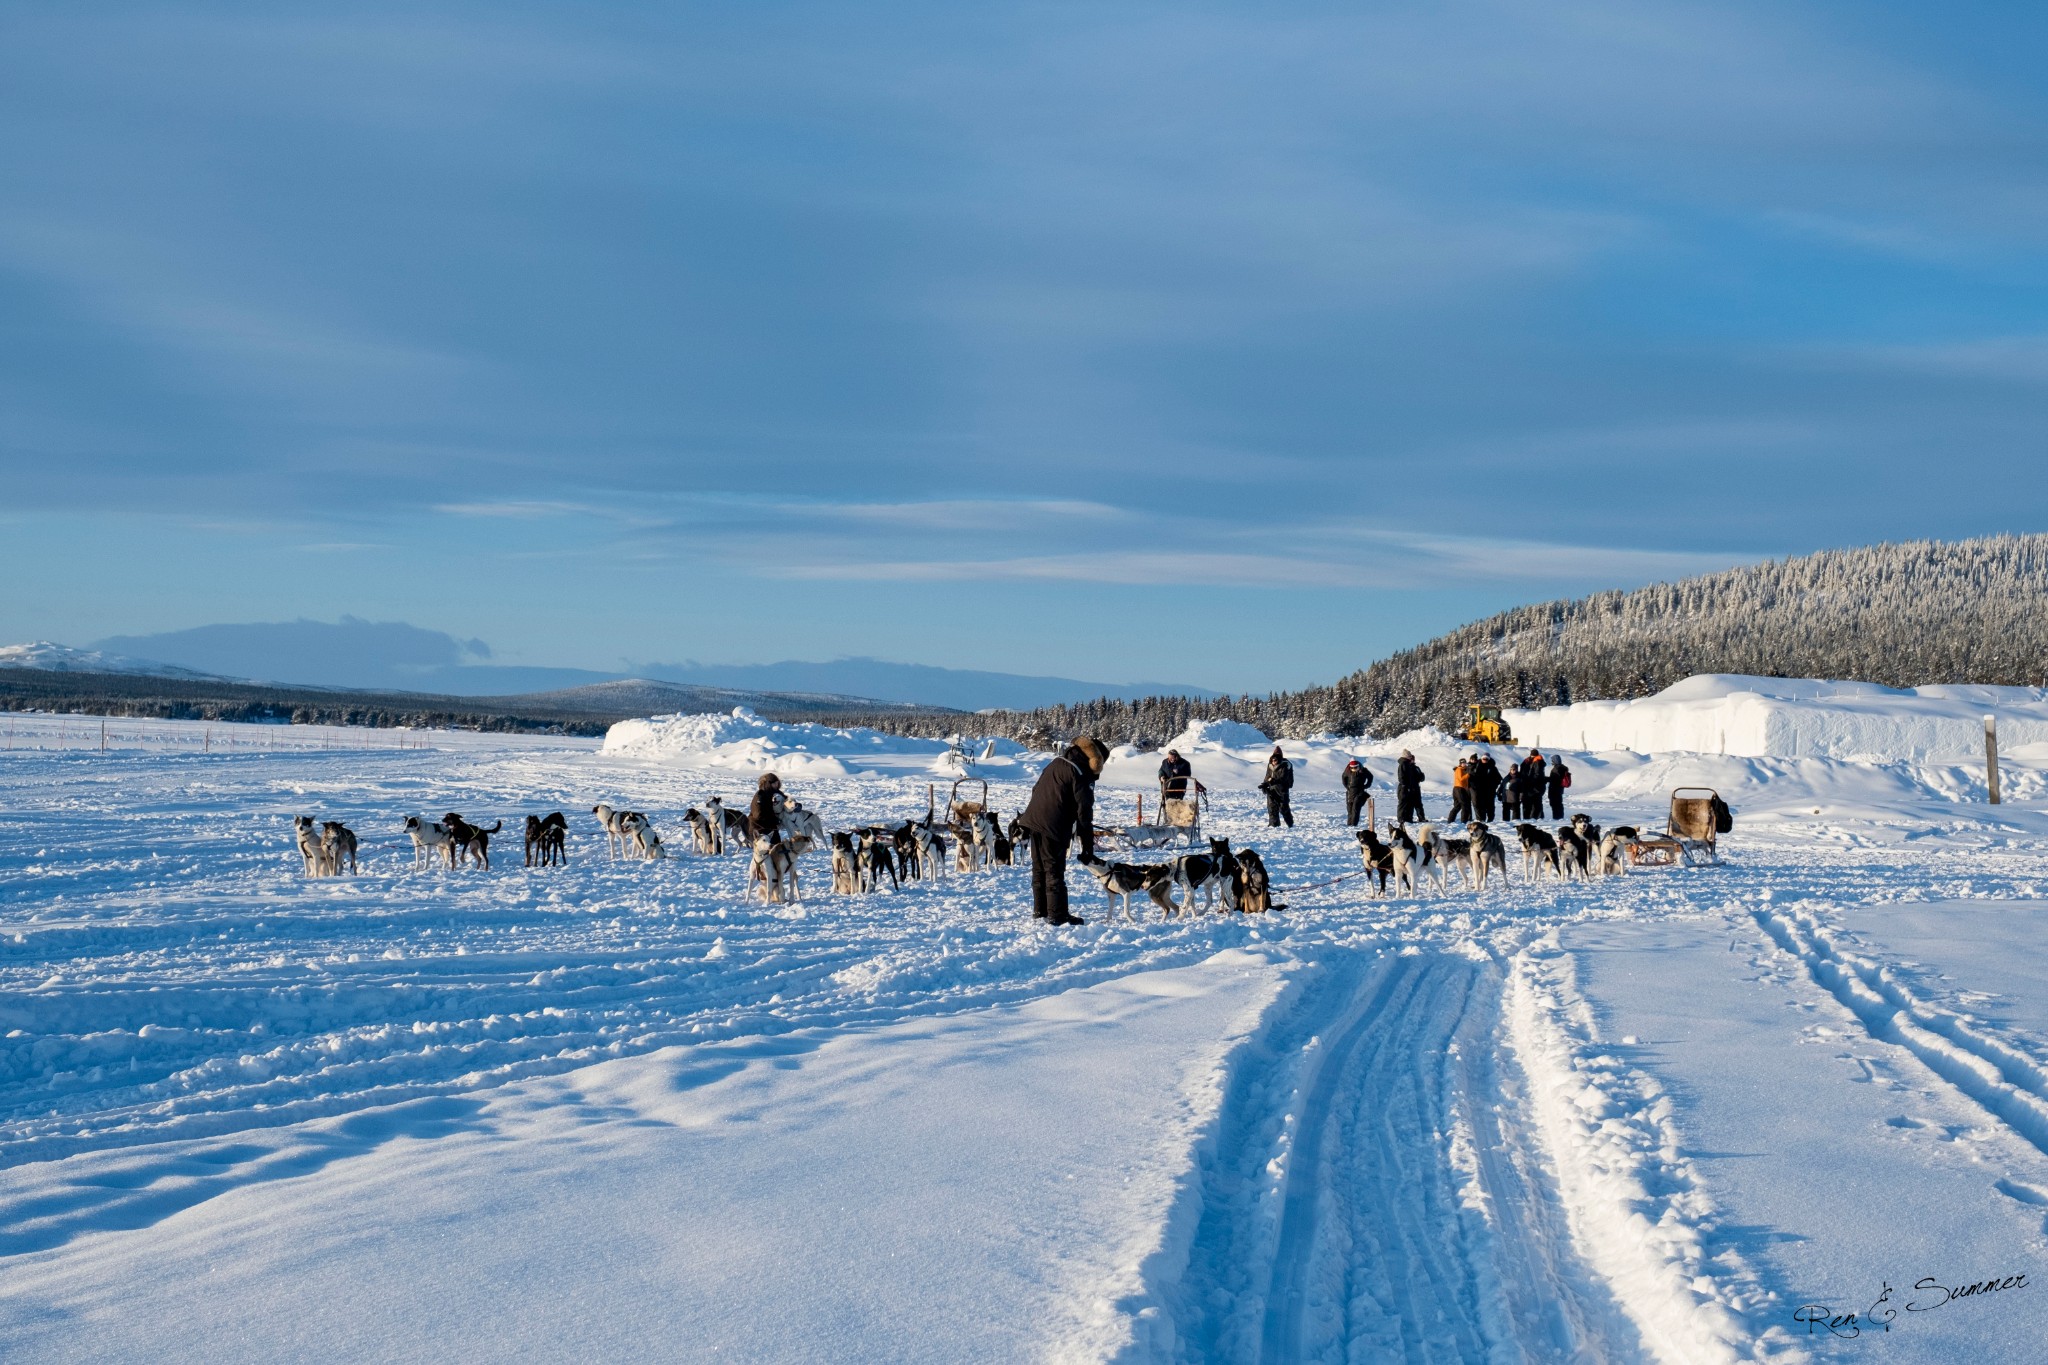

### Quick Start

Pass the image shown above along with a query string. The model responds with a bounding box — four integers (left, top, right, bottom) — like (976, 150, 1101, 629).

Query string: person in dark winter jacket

(1261, 747, 1295, 827)
(1546, 755, 1571, 819)
(1520, 751, 1547, 815)
(1158, 749, 1193, 802)
(1501, 764, 1523, 821)
(1473, 755, 1501, 823)
(1396, 751, 1426, 823)
(749, 772, 783, 843)
(1018, 737, 1107, 925)
(1341, 757, 1374, 826)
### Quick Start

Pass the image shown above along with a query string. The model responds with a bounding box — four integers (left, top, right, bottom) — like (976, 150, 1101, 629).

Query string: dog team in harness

(297, 729, 1711, 921)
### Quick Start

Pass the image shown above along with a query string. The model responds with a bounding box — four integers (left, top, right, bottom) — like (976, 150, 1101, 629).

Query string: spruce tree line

(816, 534, 2048, 745)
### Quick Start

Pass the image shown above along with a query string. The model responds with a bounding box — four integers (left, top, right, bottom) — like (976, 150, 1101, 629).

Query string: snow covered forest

(828, 535, 2048, 744)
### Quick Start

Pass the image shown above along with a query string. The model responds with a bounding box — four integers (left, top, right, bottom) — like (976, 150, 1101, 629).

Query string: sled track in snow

(1756, 905, 2048, 1158)
(1169, 950, 1638, 1364)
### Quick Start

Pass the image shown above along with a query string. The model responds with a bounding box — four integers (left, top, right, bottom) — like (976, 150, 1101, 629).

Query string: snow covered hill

(0, 641, 228, 680)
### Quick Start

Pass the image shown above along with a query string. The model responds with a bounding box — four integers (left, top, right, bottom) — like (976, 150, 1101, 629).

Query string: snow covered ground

(7, 699, 2048, 1361)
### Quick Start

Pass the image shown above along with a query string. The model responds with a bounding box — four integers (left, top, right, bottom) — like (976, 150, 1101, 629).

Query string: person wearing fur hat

(1260, 746, 1295, 828)
(749, 771, 784, 843)
(1017, 736, 1106, 926)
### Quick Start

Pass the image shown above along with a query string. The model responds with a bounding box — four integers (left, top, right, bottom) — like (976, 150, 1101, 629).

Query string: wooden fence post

(1986, 714, 2002, 805)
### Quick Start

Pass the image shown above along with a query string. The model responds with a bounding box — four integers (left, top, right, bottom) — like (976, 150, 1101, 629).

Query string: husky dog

(1385, 824, 1419, 896)
(753, 836, 799, 904)
(1006, 817, 1033, 868)
(1515, 823, 1560, 880)
(620, 811, 664, 859)
(1437, 831, 1474, 890)
(404, 815, 455, 868)
(1085, 860, 1174, 919)
(1555, 827, 1591, 880)
(1467, 822, 1508, 891)
(592, 804, 636, 859)
(525, 812, 567, 867)
(321, 820, 358, 875)
(1236, 848, 1280, 913)
(1355, 828, 1395, 896)
(293, 816, 332, 876)
(966, 812, 1001, 871)
(1166, 838, 1236, 913)
(857, 829, 899, 892)
(680, 808, 714, 856)
(701, 797, 749, 856)
(830, 831, 861, 894)
(781, 803, 827, 847)
(1599, 826, 1638, 876)
(440, 814, 501, 870)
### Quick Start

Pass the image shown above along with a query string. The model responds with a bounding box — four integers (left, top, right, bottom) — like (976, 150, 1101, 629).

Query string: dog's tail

(482, 821, 503, 834)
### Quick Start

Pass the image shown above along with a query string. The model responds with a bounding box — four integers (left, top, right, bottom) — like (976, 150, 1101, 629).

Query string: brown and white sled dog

(1235, 848, 1280, 913)
(1086, 860, 1174, 919)
(321, 821, 358, 875)
(752, 836, 799, 904)
(1466, 822, 1508, 891)
(830, 831, 861, 894)
(293, 816, 332, 876)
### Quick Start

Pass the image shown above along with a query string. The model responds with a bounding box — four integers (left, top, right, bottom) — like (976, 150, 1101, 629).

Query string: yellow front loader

(1459, 704, 1514, 745)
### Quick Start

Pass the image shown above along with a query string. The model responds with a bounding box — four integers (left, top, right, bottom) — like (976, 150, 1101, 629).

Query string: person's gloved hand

(1077, 852, 1103, 867)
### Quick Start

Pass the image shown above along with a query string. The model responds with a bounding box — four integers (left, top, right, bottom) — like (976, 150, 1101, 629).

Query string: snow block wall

(1505, 675, 2048, 762)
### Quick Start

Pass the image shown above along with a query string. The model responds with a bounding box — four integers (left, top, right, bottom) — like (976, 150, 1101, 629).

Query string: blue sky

(4, 1, 2047, 693)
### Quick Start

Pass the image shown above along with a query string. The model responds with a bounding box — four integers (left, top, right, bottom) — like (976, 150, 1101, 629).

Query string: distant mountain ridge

(76, 619, 1211, 710)
(863, 534, 2048, 744)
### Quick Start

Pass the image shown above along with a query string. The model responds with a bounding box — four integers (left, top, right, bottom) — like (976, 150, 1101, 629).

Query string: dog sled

(1625, 787, 1728, 868)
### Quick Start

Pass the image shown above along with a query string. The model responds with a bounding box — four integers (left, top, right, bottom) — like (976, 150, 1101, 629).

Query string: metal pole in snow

(1986, 715, 2002, 805)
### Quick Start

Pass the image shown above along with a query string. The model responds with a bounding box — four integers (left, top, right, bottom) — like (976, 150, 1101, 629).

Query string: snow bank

(1098, 719, 1376, 794)
(1506, 673, 2048, 763)
(601, 707, 1035, 779)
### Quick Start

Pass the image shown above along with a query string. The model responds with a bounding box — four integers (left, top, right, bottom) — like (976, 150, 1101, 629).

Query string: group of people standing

(1445, 749, 1570, 822)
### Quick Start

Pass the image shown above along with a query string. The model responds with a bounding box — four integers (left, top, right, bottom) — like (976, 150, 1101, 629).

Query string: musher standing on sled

(1018, 736, 1107, 926)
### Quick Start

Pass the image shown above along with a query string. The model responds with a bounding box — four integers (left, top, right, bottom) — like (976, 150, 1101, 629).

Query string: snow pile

(1506, 673, 2048, 762)
(601, 707, 1035, 779)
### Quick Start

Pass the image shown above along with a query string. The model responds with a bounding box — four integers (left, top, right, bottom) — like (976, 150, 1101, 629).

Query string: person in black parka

(1396, 750, 1426, 824)
(1158, 749, 1193, 802)
(1262, 746, 1295, 827)
(1341, 757, 1374, 826)
(1018, 736, 1106, 926)
(1472, 755, 1501, 823)
(749, 772, 783, 843)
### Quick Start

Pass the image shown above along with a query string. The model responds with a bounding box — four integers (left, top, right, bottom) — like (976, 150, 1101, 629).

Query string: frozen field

(6, 706, 2048, 1362)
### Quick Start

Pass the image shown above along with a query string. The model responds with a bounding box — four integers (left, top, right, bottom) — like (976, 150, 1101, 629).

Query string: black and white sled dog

(1235, 848, 1280, 913)
(592, 804, 642, 859)
(1515, 823, 1560, 880)
(684, 808, 716, 856)
(620, 811, 664, 859)
(1165, 838, 1237, 913)
(1554, 826, 1591, 880)
(1355, 828, 1395, 896)
(293, 815, 352, 876)
(404, 815, 455, 868)
(858, 828, 900, 892)
(1086, 859, 1175, 919)
(701, 798, 750, 856)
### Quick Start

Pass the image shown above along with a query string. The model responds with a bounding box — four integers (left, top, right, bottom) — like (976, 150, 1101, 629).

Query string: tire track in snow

(1160, 949, 1640, 1364)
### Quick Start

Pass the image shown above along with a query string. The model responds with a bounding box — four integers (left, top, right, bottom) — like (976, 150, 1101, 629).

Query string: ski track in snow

(12, 724, 2048, 1358)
